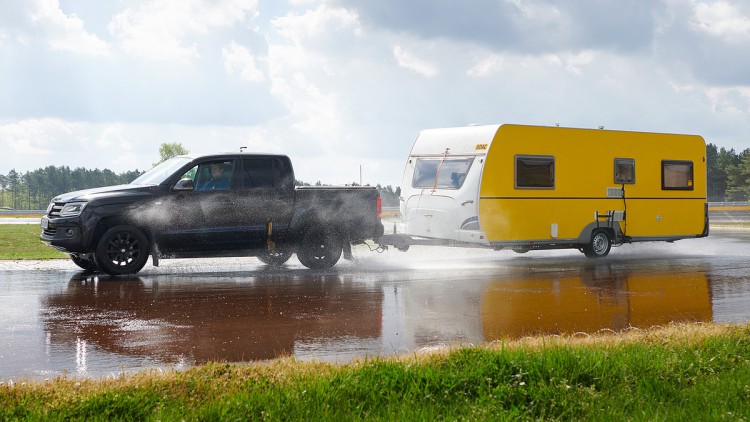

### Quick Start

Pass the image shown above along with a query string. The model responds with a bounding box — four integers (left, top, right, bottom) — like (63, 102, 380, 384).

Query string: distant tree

(154, 142, 189, 166)
(725, 149, 750, 201)
(706, 143, 724, 201)
(7, 169, 19, 209)
(0, 174, 6, 207)
(375, 184, 401, 207)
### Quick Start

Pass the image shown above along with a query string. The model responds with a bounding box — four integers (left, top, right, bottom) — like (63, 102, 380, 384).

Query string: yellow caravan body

(395, 124, 708, 257)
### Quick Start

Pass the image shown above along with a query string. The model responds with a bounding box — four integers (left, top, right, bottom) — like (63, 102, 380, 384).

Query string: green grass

(1, 323, 749, 420)
(0, 224, 67, 259)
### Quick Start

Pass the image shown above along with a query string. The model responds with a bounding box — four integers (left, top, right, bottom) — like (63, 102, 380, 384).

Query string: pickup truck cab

(41, 153, 384, 275)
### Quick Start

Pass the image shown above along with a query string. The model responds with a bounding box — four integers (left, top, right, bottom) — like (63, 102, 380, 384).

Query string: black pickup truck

(41, 153, 384, 275)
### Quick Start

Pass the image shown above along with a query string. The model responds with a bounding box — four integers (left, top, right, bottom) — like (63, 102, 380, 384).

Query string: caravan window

(412, 157, 474, 189)
(662, 160, 694, 190)
(614, 158, 635, 184)
(515, 155, 555, 189)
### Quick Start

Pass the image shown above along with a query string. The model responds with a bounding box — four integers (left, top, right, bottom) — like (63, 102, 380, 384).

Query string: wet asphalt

(1, 229, 749, 381)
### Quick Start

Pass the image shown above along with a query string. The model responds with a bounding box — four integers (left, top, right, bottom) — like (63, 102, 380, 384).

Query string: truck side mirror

(173, 178, 194, 191)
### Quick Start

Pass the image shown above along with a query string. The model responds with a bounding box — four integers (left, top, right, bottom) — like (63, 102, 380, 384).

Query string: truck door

(158, 159, 241, 252)
(403, 156, 479, 241)
(234, 157, 295, 248)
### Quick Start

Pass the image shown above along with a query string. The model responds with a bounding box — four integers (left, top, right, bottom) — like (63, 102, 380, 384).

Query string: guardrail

(709, 202, 750, 207)
(0, 210, 45, 215)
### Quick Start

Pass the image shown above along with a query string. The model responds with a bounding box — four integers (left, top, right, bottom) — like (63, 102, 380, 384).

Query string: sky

(1, 0, 750, 188)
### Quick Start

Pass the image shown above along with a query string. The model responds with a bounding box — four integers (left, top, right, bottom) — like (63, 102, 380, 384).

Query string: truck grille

(47, 202, 64, 217)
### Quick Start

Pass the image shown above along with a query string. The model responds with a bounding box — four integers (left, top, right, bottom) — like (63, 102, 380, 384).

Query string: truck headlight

(59, 202, 87, 217)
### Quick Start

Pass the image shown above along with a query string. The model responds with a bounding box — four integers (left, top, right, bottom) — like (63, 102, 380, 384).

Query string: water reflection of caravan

(481, 270, 712, 339)
(381, 124, 709, 257)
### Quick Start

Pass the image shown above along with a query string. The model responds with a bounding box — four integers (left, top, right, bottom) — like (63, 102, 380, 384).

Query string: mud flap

(151, 244, 160, 267)
(343, 241, 353, 260)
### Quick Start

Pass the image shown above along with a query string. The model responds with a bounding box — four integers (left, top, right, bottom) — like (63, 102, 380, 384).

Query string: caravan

(382, 124, 708, 257)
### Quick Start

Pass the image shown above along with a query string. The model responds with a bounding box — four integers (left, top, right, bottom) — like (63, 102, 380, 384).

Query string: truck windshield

(130, 157, 193, 185)
(412, 157, 474, 189)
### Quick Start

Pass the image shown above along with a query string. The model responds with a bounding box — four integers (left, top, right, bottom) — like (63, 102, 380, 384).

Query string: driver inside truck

(198, 162, 231, 191)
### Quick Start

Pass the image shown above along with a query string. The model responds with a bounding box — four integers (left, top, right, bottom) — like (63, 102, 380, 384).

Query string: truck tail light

(377, 196, 382, 220)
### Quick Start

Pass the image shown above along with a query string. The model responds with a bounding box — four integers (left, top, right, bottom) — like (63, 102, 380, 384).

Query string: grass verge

(1, 323, 749, 420)
(0, 224, 67, 260)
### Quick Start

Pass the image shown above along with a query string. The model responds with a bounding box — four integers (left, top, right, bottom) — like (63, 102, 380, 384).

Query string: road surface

(0, 229, 748, 381)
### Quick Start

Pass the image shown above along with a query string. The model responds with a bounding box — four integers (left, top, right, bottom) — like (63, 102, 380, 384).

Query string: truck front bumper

(40, 216, 89, 253)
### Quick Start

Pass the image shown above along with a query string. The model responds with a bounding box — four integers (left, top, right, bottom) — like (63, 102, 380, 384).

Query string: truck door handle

(461, 200, 474, 206)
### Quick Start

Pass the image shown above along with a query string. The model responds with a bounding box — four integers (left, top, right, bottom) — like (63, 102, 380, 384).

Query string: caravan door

(402, 155, 483, 242)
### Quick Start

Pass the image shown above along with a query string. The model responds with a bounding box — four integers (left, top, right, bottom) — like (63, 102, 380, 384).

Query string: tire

(296, 228, 342, 270)
(583, 230, 611, 258)
(94, 225, 150, 275)
(70, 254, 99, 272)
(257, 248, 293, 266)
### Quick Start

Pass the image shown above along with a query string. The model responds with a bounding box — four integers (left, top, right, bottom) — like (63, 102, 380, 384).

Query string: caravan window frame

(661, 160, 694, 190)
(614, 158, 636, 184)
(514, 155, 555, 189)
(411, 157, 474, 190)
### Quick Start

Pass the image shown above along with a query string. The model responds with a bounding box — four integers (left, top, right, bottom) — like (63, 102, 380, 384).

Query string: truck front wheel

(94, 225, 150, 275)
(70, 254, 99, 272)
(297, 228, 342, 269)
(257, 248, 293, 266)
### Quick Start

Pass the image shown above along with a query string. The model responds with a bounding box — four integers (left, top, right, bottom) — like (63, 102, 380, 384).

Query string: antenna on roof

(240, 146, 247, 152)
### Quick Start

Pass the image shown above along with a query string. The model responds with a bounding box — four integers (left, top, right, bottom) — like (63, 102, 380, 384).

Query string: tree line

(707, 144, 750, 202)
(0, 166, 142, 210)
(0, 143, 747, 210)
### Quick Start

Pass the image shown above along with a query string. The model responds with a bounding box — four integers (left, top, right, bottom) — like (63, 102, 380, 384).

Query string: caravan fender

(576, 222, 622, 246)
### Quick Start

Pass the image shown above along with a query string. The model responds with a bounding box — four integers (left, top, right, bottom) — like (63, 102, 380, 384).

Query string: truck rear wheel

(94, 225, 150, 275)
(297, 228, 342, 269)
(583, 230, 611, 258)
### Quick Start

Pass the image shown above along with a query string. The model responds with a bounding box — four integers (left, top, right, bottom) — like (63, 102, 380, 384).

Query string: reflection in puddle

(43, 273, 383, 367)
(39, 261, 715, 375)
(481, 268, 711, 339)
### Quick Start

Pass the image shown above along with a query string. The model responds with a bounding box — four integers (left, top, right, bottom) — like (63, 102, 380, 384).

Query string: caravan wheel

(583, 230, 611, 258)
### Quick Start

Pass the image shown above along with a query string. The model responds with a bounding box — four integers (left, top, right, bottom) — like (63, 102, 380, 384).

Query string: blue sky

(1, 0, 749, 187)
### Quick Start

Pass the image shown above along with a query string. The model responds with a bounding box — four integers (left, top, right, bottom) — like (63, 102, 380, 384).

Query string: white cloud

(271, 5, 361, 45)
(467, 54, 505, 77)
(0, 118, 78, 156)
(263, 5, 370, 155)
(29, 0, 109, 56)
(108, 0, 258, 60)
(393, 45, 439, 77)
(552, 50, 597, 76)
(691, 0, 750, 41)
(507, 0, 566, 28)
(3, 0, 750, 190)
(705, 86, 750, 114)
(222, 41, 265, 82)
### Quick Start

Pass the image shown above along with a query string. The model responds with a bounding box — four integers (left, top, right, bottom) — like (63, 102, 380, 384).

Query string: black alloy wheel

(70, 254, 99, 272)
(257, 248, 293, 266)
(94, 225, 150, 275)
(296, 228, 342, 269)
